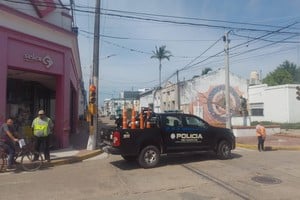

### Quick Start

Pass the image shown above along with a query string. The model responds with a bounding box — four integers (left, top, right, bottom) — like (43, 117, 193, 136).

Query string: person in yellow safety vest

(32, 110, 53, 162)
(256, 121, 266, 152)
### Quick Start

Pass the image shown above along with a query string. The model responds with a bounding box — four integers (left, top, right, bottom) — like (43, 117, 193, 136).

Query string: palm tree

(151, 45, 172, 88)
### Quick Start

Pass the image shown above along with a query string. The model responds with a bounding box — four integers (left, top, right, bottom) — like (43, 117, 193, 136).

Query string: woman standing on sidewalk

(256, 122, 266, 151)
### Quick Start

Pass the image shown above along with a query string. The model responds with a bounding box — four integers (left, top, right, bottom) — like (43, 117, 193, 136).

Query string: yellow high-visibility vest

(33, 118, 50, 137)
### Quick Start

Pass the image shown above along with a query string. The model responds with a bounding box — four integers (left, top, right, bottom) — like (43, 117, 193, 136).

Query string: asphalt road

(1, 147, 300, 200)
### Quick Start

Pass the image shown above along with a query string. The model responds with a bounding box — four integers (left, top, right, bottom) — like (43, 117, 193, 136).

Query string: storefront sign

(24, 53, 54, 68)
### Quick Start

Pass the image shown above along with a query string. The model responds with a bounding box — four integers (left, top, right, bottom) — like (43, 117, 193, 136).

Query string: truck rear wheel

(217, 140, 232, 160)
(138, 145, 160, 168)
(121, 155, 137, 162)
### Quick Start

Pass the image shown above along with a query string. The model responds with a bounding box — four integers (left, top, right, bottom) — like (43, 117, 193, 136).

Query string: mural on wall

(190, 84, 244, 125)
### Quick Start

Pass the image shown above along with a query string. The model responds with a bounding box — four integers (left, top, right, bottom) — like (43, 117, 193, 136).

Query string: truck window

(165, 116, 182, 127)
(185, 116, 207, 128)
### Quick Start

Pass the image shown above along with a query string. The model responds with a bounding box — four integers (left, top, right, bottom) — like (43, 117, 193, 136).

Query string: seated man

(0, 118, 19, 170)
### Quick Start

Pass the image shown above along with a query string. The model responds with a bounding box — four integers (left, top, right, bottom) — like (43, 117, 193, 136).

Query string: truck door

(162, 115, 184, 150)
(162, 114, 208, 151)
(182, 115, 211, 148)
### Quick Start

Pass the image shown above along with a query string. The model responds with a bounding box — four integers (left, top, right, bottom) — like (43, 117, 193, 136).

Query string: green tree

(263, 68, 293, 86)
(201, 67, 212, 75)
(151, 45, 172, 88)
(263, 60, 300, 86)
(279, 60, 298, 82)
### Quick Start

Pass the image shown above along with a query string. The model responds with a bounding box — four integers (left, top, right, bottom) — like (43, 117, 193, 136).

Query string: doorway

(7, 69, 56, 138)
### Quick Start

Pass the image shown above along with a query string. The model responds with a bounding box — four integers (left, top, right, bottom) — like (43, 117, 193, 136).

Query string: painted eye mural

(191, 84, 243, 125)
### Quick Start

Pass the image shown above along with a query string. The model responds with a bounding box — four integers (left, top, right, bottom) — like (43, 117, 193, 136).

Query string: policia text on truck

(103, 110, 235, 168)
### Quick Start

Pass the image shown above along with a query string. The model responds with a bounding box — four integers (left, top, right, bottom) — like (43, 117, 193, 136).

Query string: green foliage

(201, 67, 212, 75)
(263, 60, 300, 86)
(263, 68, 293, 86)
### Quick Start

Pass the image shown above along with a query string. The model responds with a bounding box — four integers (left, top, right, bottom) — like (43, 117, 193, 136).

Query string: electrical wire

(4, 0, 300, 34)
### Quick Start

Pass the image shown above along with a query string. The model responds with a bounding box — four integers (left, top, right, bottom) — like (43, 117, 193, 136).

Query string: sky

(73, 0, 300, 105)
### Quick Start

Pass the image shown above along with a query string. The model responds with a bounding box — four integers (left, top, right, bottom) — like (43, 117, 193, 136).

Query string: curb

(236, 143, 300, 151)
(47, 149, 103, 167)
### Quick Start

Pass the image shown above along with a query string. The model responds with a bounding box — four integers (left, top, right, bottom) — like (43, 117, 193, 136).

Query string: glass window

(185, 116, 206, 127)
(251, 109, 264, 116)
(165, 116, 182, 127)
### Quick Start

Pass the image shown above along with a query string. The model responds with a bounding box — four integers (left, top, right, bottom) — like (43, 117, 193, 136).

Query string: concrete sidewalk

(236, 131, 300, 151)
(47, 148, 103, 167)
(45, 120, 103, 167)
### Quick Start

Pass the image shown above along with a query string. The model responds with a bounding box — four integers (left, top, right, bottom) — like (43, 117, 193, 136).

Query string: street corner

(236, 143, 300, 151)
(75, 149, 104, 160)
(47, 149, 103, 167)
(236, 143, 257, 150)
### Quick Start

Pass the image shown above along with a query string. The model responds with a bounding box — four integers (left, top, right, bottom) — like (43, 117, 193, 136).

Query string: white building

(103, 91, 141, 116)
(249, 84, 300, 123)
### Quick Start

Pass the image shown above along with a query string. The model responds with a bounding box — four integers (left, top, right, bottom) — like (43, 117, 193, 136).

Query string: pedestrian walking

(256, 121, 266, 151)
(32, 110, 54, 162)
(0, 118, 19, 170)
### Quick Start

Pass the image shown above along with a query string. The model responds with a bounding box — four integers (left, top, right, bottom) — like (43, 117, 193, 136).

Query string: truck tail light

(112, 131, 121, 147)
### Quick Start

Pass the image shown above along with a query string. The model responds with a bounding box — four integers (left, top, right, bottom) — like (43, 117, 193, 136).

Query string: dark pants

(1, 141, 15, 167)
(34, 135, 50, 160)
(257, 136, 265, 151)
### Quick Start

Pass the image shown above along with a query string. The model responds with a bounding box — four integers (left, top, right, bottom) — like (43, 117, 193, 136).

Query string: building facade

(249, 84, 300, 123)
(140, 68, 248, 126)
(139, 68, 300, 125)
(0, 1, 84, 148)
(103, 91, 141, 117)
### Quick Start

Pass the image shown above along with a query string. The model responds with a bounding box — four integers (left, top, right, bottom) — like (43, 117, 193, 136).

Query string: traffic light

(296, 86, 300, 101)
(89, 84, 96, 104)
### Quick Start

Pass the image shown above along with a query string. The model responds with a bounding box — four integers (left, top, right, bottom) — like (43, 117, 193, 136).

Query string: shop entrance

(7, 69, 56, 139)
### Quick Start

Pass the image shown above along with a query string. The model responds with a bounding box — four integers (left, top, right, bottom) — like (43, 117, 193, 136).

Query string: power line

(160, 22, 299, 84)
(181, 37, 223, 71)
(80, 31, 196, 58)
(76, 5, 300, 32)
(232, 32, 300, 44)
(231, 34, 299, 58)
(4, 0, 300, 35)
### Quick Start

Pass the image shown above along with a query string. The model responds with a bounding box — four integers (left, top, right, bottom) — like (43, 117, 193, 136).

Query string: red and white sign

(30, 0, 56, 18)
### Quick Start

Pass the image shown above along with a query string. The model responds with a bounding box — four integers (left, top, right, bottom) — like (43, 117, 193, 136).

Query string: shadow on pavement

(110, 151, 242, 170)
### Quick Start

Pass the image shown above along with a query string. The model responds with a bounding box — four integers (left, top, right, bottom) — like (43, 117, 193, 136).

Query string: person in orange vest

(256, 121, 266, 151)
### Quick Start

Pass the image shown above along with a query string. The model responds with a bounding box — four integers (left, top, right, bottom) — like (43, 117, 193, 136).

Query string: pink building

(0, 1, 84, 148)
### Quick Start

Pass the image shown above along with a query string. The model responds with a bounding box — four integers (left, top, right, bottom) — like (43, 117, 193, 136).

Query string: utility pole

(87, 0, 100, 150)
(176, 70, 180, 110)
(223, 31, 231, 129)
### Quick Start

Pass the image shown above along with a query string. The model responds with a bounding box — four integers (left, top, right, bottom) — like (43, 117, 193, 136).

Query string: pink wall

(1, 27, 80, 148)
(0, 31, 8, 125)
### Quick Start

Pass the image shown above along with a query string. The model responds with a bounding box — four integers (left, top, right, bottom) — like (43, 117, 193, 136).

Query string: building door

(7, 69, 56, 138)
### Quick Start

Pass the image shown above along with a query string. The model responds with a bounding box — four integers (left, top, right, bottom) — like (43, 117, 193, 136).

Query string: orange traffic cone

(122, 108, 127, 129)
(146, 108, 151, 128)
(131, 107, 136, 129)
(140, 111, 144, 129)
